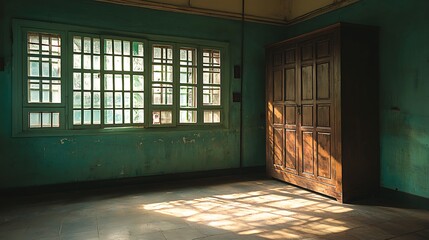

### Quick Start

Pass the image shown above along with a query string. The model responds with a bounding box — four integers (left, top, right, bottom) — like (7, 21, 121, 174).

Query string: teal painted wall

(0, 0, 286, 188)
(2, 0, 428, 200)
(285, 0, 429, 198)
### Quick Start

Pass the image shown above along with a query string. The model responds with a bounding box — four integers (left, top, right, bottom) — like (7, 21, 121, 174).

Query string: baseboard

(1, 166, 266, 197)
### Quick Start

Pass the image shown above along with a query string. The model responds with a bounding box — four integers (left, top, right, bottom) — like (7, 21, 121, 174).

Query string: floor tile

(1, 177, 429, 240)
(162, 227, 207, 240)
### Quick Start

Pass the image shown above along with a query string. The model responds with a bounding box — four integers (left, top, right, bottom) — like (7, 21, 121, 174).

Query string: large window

(72, 35, 146, 127)
(13, 20, 228, 135)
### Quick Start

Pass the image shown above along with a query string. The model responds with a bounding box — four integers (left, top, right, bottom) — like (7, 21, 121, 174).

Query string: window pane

(115, 109, 123, 124)
(180, 67, 196, 84)
(133, 93, 144, 108)
(28, 34, 40, 54)
(93, 110, 101, 124)
(93, 92, 101, 108)
(105, 39, 113, 54)
(73, 54, 81, 69)
(83, 37, 91, 53)
(123, 41, 131, 55)
(114, 56, 122, 71)
(124, 75, 131, 91)
(152, 65, 173, 82)
(84, 73, 91, 90)
(161, 111, 172, 124)
(204, 110, 221, 123)
(124, 56, 131, 71)
(93, 38, 100, 54)
(180, 86, 197, 108)
(93, 73, 100, 90)
(133, 42, 144, 57)
(152, 84, 173, 105)
(84, 92, 92, 108)
(93, 56, 100, 70)
(203, 49, 221, 67)
(73, 73, 81, 90)
(29, 80, 40, 103)
(104, 74, 113, 90)
(115, 92, 123, 108)
(180, 110, 197, 123)
(42, 113, 51, 127)
(203, 86, 221, 106)
(42, 83, 50, 102)
(41, 36, 49, 55)
(73, 36, 82, 53)
(42, 59, 49, 77)
(104, 55, 113, 70)
(104, 110, 113, 124)
(152, 111, 172, 125)
(29, 112, 41, 128)
(114, 40, 122, 55)
(52, 83, 61, 103)
(52, 113, 60, 127)
(29, 57, 40, 77)
(84, 110, 92, 125)
(83, 54, 91, 69)
(114, 74, 122, 91)
(124, 92, 131, 108)
(133, 109, 144, 123)
(133, 75, 144, 91)
(124, 109, 131, 124)
(133, 57, 144, 72)
(105, 92, 113, 108)
(73, 92, 81, 108)
(51, 58, 61, 77)
(73, 110, 82, 125)
(203, 68, 221, 84)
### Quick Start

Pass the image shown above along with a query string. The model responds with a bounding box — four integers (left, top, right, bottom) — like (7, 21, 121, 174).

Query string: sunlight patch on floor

(141, 187, 354, 239)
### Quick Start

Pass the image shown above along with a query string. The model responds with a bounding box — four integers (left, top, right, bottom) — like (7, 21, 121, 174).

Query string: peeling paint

(182, 137, 196, 144)
(60, 138, 69, 144)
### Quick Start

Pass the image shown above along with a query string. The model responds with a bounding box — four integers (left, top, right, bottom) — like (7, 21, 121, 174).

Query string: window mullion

(173, 44, 180, 126)
(197, 46, 204, 125)
(145, 41, 151, 127)
(67, 33, 73, 129)
(100, 36, 106, 129)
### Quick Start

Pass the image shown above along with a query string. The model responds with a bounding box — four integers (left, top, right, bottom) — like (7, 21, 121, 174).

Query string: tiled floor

(1, 176, 429, 240)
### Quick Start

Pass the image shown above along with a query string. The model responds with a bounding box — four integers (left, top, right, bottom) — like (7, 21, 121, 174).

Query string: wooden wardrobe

(266, 23, 379, 202)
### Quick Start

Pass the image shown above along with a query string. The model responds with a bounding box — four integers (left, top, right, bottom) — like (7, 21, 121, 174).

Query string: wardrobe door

(283, 47, 299, 175)
(298, 37, 336, 186)
(269, 51, 285, 170)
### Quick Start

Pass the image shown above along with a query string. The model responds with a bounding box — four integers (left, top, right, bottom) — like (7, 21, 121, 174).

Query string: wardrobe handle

(297, 105, 301, 115)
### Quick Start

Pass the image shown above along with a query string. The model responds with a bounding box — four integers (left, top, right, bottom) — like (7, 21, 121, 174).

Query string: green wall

(0, 0, 285, 188)
(2, 0, 429, 200)
(284, 0, 429, 198)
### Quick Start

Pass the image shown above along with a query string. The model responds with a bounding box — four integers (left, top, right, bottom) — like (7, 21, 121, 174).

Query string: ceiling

(98, 0, 359, 25)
